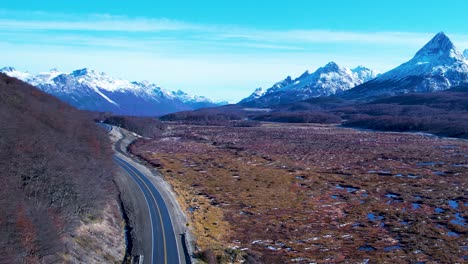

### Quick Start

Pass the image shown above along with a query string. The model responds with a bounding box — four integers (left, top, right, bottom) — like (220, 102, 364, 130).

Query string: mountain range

(242, 32, 468, 106)
(342, 32, 468, 100)
(0, 67, 226, 116)
(240, 62, 377, 106)
(3, 32, 467, 115)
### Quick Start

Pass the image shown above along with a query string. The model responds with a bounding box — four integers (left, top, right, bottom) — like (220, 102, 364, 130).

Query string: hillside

(0, 74, 124, 262)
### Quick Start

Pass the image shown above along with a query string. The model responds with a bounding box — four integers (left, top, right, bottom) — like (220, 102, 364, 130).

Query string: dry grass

(131, 123, 467, 263)
(68, 202, 125, 263)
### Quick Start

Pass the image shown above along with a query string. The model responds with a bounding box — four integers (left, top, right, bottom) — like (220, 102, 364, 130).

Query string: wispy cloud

(218, 30, 435, 46)
(2, 9, 468, 102)
(0, 10, 461, 47)
(0, 18, 202, 32)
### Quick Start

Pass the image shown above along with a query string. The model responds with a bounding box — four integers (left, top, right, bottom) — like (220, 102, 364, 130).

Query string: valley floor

(130, 122, 467, 263)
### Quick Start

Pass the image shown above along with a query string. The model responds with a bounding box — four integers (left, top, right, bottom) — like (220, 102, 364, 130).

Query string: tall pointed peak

(321, 61, 340, 72)
(414, 32, 457, 59)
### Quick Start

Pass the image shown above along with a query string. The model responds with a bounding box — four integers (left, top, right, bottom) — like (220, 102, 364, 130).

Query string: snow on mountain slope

(463, 49, 468, 60)
(0, 67, 224, 115)
(280, 62, 376, 94)
(238, 87, 265, 104)
(240, 62, 377, 106)
(343, 32, 468, 100)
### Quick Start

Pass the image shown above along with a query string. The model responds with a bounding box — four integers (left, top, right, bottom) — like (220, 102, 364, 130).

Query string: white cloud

(0, 18, 201, 32)
(2, 10, 468, 102)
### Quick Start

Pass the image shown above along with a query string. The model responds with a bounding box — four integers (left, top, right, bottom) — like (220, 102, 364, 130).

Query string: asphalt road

(113, 156, 180, 264)
(97, 122, 183, 264)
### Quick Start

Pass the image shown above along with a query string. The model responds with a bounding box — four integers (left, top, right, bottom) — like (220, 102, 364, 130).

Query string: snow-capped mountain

(239, 87, 265, 104)
(171, 89, 228, 108)
(239, 62, 377, 106)
(1, 67, 225, 116)
(342, 32, 468, 100)
(463, 49, 468, 59)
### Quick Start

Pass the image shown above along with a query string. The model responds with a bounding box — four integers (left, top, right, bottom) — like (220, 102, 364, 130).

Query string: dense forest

(0, 74, 119, 262)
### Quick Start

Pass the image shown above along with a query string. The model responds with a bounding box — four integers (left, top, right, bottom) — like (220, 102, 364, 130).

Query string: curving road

(98, 122, 184, 264)
(113, 156, 180, 264)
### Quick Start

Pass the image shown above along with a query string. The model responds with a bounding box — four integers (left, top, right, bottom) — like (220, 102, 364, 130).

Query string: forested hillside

(0, 74, 123, 263)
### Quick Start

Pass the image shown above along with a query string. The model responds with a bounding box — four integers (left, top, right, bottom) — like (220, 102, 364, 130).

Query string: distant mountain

(240, 87, 266, 103)
(239, 62, 377, 106)
(1, 67, 225, 116)
(342, 32, 468, 100)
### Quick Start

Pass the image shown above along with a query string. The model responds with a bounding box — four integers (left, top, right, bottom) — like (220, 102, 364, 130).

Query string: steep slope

(463, 49, 468, 59)
(239, 87, 265, 103)
(1, 67, 224, 116)
(240, 62, 377, 106)
(343, 32, 468, 100)
(0, 73, 125, 262)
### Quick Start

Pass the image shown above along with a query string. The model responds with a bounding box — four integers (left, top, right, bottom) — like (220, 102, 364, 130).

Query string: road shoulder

(112, 127, 192, 264)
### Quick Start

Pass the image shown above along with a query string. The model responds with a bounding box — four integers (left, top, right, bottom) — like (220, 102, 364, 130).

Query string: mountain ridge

(240, 62, 377, 106)
(1, 67, 225, 116)
(342, 32, 468, 100)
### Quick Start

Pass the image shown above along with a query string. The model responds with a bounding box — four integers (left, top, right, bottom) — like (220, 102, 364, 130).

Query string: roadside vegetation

(131, 122, 467, 263)
(0, 74, 124, 263)
(100, 115, 166, 137)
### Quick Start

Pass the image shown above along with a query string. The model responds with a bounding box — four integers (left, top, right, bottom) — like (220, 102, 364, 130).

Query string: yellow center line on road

(115, 156, 168, 264)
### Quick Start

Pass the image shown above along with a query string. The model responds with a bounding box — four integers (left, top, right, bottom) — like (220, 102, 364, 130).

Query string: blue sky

(2, 1, 468, 102)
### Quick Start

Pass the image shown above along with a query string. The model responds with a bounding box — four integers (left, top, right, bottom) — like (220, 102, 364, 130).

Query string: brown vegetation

(162, 90, 468, 138)
(102, 115, 166, 137)
(0, 74, 123, 263)
(131, 122, 467, 263)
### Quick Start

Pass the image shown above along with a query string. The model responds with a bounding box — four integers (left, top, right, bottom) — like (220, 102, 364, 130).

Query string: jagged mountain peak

(284, 76, 293, 82)
(240, 62, 377, 106)
(414, 32, 461, 61)
(377, 32, 468, 82)
(238, 87, 265, 104)
(463, 49, 468, 59)
(321, 61, 340, 72)
(270, 76, 293, 90)
(342, 32, 468, 99)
